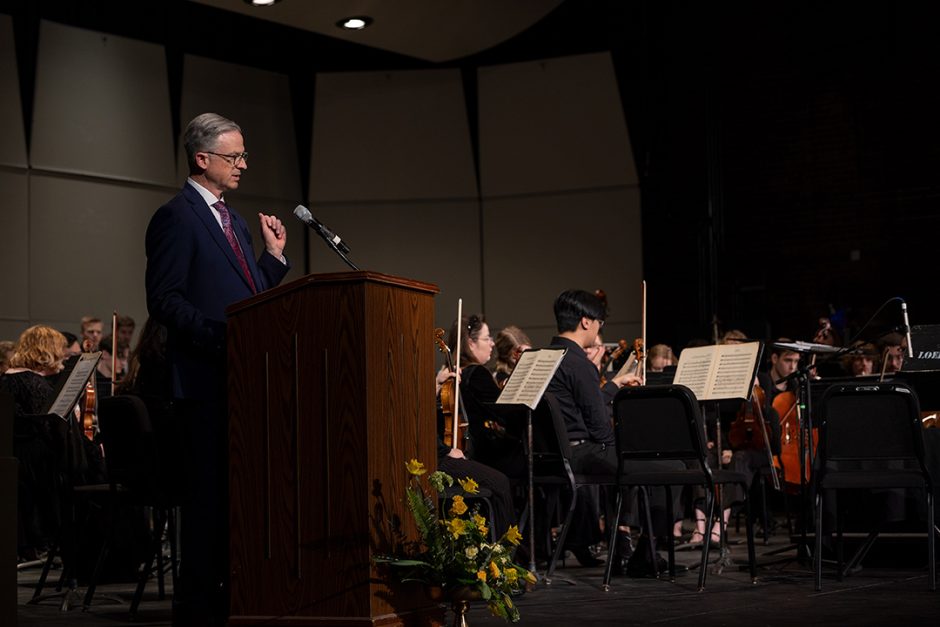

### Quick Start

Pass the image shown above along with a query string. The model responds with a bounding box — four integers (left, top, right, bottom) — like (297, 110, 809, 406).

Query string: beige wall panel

(29, 175, 165, 333)
(305, 200, 481, 328)
(31, 21, 175, 186)
(480, 187, 642, 349)
(0, 171, 28, 321)
(180, 55, 300, 202)
(0, 15, 27, 168)
(0, 320, 31, 342)
(478, 52, 637, 197)
(310, 69, 478, 202)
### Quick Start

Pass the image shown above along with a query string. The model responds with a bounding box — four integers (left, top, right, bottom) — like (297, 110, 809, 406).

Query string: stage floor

(16, 523, 937, 626)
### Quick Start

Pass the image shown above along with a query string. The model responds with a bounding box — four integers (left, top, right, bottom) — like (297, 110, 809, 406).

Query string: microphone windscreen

(293, 205, 312, 221)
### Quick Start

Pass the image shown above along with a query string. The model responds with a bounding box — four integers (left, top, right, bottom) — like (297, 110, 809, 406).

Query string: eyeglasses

(205, 151, 248, 165)
(594, 318, 605, 328)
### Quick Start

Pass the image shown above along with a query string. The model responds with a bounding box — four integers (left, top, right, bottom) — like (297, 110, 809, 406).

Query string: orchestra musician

(646, 344, 677, 373)
(493, 325, 532, 388)
(445, 314, 525, 479)
(878, 332, 907, 374)
(0, 326, 73, 563)
(435, 314, 517, 540)
(546, 289, 683, 574)
(842, 342, 878, 376)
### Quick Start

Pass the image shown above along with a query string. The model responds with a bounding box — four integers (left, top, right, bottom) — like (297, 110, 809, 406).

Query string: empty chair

(814, 382, 935, 591)
(602, 384, 757, 591)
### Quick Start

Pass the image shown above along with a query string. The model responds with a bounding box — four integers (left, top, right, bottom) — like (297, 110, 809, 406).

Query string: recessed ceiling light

(336, 16, 373, 31)
(244, 0, 281, 7)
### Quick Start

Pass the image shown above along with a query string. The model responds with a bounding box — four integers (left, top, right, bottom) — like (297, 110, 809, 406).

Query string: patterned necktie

(213, 200, 257, 293)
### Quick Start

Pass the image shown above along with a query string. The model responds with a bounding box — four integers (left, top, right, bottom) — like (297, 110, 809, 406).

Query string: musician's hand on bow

(612, 372, 643, 388)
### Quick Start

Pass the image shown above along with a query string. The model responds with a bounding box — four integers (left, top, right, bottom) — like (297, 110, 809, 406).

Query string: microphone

(901, 299, 914, 358)
(293, 205, 350, 254)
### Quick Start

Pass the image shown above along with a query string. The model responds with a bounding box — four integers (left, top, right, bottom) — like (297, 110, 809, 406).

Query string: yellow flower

(504, 525, 523, 546)
(472, 513, 488, 537)
(446, 517, 467, 538)
(458, 477, 479, 494)
(405, 459, 426, 475)
(505, 568, 518, 584)
(449, 495, 468, 516)
(523, 569, 537, 584)
(477, 570, 487, 582)
(489, 560, 501, 579)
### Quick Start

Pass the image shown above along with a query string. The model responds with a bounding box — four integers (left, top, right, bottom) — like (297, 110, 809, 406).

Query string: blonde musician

(647, 344, 677, 372)
(0, 326, 70, 562)
(493, 325, 532, 388)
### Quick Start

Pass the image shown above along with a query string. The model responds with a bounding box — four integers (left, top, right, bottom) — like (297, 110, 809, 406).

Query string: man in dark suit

(145, 112, 290, 625)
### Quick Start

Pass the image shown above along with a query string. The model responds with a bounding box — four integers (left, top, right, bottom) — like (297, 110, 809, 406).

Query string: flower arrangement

(376, 459, 536, 623)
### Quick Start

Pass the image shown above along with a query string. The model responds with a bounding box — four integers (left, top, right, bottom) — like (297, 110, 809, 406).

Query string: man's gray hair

(183, 112, 242, 170)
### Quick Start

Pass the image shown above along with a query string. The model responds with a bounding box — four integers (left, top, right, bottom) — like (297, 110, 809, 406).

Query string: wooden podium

(226, 271, 443, 626)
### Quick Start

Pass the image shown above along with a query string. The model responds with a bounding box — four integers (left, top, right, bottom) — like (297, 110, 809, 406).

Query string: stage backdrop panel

(477, 52, 638, 197)
(28, 175, 166, 333)
(481, 187, 643, 349)
(30, 20, 175, 186)
(179, 54, 301, 203)
(310, 68, 478, 202)
(304, 198, 483, 326)
(0, 172, 28, 323)
(0, 14, 27, 168)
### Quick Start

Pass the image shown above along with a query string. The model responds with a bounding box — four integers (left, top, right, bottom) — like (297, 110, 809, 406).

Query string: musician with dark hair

(546, 289, 681, 574)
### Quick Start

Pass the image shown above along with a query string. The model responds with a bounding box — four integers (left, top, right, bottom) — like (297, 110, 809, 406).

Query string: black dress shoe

(570, 546, 603, 567)
(615, 531, 635, 561)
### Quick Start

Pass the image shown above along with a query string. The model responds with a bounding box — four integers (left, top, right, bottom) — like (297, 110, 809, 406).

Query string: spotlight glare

(337, 16, 373, 31)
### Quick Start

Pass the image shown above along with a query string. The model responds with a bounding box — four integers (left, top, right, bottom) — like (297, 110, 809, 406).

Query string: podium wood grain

(227, 272, 442, 626)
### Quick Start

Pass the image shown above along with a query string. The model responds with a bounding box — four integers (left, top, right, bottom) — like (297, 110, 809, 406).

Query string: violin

(80, 338, 99, 440)
(434, 328, 463, 450)
(728, 383, 768, 451)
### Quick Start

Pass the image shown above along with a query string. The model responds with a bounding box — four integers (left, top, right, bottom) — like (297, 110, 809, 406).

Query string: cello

(772, 390, 816, 493)
(728, 383, 782, 490)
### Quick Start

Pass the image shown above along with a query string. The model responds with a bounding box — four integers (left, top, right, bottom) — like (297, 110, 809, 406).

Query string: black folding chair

(80, 394, 178, 615)
(523, 392, 615, 583)
(814, 382, 936, 591)
(602, 384, 757, 591)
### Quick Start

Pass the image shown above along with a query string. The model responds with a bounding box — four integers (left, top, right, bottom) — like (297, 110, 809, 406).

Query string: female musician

(0, 326, 73, 561)
(493, 325, 532, 388)
(646, 344, 677, 373)
(446, 314, 526, 478)
(434, 313, 517, 539)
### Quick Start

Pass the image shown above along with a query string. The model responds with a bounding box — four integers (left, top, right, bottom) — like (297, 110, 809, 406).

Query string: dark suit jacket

(145, 183, 290, 401)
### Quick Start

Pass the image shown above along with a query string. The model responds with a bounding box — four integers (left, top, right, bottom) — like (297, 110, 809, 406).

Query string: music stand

(490, 347, 566, 581)
(751, 341, 840, 571)
(29, 352, 101, 611)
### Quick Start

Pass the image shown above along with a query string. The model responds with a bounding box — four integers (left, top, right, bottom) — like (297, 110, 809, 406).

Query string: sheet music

(497, 348, 566, 410)
(47, 352, 101, 420)
(674, 342, 761, 401)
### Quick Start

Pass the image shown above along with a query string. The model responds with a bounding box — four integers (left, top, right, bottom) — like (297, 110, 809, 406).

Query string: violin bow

(452, 298, 463, 451)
